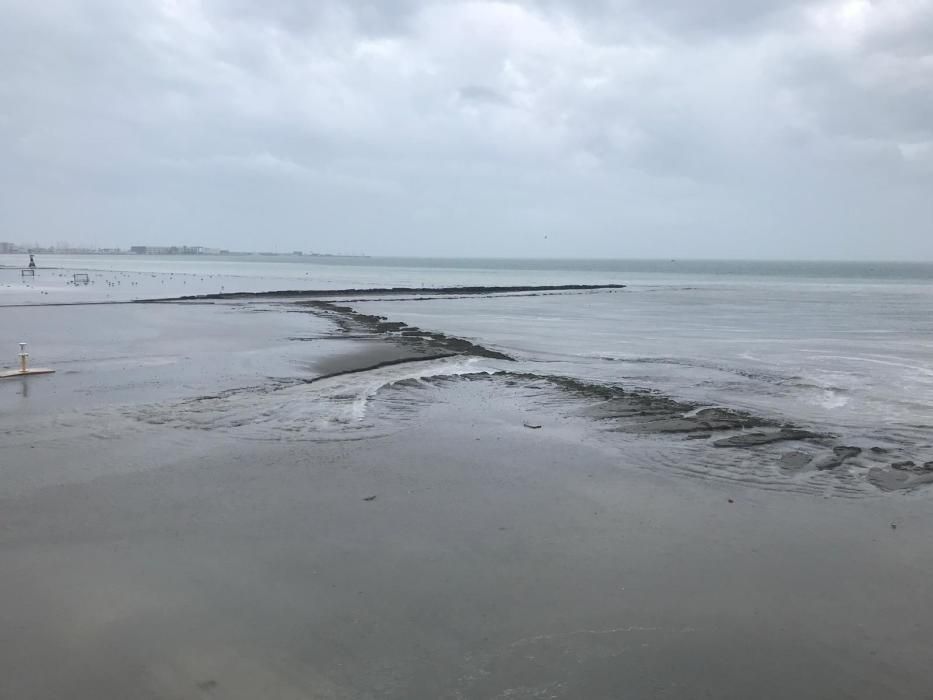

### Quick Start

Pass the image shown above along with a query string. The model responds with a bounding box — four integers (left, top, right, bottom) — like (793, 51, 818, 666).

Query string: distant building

(131, 245, 206, 255)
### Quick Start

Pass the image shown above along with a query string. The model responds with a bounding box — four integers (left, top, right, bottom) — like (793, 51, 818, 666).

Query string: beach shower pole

(0, 342, 54, 379)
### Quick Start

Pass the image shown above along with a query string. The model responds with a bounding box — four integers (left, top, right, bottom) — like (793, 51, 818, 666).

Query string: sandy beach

(2, 283, 933, 699)
(5, 0, 933, 693)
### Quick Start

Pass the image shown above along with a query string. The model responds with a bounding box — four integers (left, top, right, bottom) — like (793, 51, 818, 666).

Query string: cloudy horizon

(1, 0, 931, 260)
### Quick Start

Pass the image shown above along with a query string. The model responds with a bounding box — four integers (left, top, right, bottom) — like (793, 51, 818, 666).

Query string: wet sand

(2, 299, 933, 699)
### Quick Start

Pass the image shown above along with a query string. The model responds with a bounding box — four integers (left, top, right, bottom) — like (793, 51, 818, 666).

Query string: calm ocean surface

(7, 254, 932, 286)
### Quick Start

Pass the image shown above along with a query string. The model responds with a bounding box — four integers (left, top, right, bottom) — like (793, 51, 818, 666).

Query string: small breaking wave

(281, 300, 933, 497)
(128, 355, 501, 441)
(463, 371, 933, 497)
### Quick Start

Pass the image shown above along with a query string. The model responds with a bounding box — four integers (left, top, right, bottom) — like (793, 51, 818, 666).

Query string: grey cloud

(0, 0, 931, 259)
(203, 0, 426, 36)
(773, 3, 933, 156)
(457, 84, 512, 106)
(532, 0, 812, 37)
(785, 55, 933, 143)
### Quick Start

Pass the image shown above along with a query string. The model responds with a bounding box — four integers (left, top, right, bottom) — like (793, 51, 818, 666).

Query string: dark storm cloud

(0, 0, 930, 258)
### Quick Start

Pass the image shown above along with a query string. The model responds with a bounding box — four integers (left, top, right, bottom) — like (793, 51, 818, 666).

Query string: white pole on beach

(1, 342, 55, 379)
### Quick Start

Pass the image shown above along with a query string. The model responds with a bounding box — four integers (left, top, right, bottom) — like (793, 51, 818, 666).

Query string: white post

(18, 343, 28, 373)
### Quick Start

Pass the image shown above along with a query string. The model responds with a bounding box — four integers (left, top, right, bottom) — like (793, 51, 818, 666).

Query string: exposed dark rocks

(150, 283, 628, 303)
(780, 451, 813, 470)
(301, 300, 514, 361)
(811, 446, 862, 471)
(713, 429, 820, 448)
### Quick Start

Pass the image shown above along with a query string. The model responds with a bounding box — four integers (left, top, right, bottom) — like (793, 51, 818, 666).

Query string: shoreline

(3, 316, 932, 697)
(2, 281, 933, 698)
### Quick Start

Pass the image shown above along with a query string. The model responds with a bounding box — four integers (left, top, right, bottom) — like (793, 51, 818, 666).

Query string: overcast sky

(1, 1, 931, 259)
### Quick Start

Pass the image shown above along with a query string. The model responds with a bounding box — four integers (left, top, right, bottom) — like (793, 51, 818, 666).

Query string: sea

(3, 254, 932, 481)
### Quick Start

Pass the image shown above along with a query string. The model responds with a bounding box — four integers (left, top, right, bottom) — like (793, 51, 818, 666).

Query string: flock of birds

(2, 269, 231, 299)
(3, 264, 318, 300)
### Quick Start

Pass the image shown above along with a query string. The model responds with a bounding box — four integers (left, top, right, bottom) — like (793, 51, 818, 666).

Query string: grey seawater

(350, 262, 933, 493)
(8, 253, 931, 286)
(6, 256, 930, 494)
